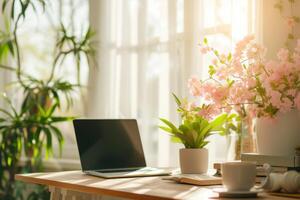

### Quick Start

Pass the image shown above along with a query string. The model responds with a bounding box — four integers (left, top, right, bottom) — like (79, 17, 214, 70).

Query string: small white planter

(256, 110, 300, 156)
(179, 148, 208, 174)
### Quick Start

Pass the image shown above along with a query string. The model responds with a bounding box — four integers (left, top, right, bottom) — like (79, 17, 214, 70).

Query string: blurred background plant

(0, 0, 94, 199)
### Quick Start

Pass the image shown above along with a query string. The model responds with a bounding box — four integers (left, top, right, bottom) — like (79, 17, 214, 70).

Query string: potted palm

(0, 0, 94, 199)
(159, 94, 227, 174)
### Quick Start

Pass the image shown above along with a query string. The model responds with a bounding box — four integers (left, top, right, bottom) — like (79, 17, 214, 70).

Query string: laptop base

(85, 167, 171, 178)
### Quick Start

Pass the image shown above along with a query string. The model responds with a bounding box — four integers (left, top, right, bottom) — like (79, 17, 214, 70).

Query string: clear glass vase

(226, 133, 241, 161)
(226, 116, 257, 161)
(241, 117, 257, 155)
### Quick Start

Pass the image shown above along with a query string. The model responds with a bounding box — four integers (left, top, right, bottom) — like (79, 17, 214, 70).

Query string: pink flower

(295, 40, 300, 55)
(293, 52, 300, 66)
(247, 63, 261, 75)
(234, 35, 255, 57)
(190, 35, 300, 119)
(199, 46, 211, 54)
(287, 89, 296, 97)
(197, 105, 221, 120)
(277, 48, 289, 62)
(215, 65, 229, 79)
(229, 60, 244, 76)
(187, 76, 202, 97)
(201, 82, 215, 100)
(286, 17, 296, 29)
(219, 54, 227, 63)
(269, 90, 282, 108)
(245, 77, 256, 88)
(212, 58, 218, 65)
(279, 98, 293, 113)
(268, 71, 282, 82)
(210, 86, 229, 104)
(182, 101, 196, 111)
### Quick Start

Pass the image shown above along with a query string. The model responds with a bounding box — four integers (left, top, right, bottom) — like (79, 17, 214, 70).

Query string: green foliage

(159, 94, 228, 148)
(208, 65, 216, 77)
(0, 0, 95, 199)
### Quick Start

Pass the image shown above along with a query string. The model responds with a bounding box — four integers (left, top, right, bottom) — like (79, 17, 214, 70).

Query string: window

(1, 0, 259, 169)
(88, 0, 259, 167)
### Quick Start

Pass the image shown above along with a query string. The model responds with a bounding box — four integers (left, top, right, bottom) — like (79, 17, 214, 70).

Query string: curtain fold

(88, 0, 259, 167)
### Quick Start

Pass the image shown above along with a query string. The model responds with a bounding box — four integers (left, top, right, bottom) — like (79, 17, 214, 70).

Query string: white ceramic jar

(256, 110, 300, 155)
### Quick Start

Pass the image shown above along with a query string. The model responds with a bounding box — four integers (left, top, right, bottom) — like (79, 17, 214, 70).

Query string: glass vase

(241, 116, 257, 155)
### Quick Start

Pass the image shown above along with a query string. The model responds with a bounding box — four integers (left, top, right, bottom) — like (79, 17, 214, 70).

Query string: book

(241, 153, 300, 167)
(163, 174, 222, 186)
(213, 162, 300, 177)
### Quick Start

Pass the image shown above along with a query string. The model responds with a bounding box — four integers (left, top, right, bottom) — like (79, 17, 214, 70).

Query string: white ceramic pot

(179, 148, 208, 174)
(256, 110, 300, 156)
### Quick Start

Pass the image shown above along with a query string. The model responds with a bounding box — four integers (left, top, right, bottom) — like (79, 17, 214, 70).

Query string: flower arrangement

(188, 36, 300, 120)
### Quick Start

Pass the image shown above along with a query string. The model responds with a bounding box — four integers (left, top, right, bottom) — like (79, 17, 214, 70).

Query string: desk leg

(49, 186, 103, 200)
(49, 186, 61, 200)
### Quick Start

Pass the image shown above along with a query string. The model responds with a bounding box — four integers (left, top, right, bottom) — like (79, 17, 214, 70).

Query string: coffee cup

(221, 161, 256, 191)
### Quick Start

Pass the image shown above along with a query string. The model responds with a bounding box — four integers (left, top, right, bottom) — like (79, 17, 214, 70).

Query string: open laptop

(73, 119, 171, 178)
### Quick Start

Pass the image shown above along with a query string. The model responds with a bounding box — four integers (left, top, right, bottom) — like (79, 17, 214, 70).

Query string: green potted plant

(159, 94, 227, 174)
(0, 0, 94, 199)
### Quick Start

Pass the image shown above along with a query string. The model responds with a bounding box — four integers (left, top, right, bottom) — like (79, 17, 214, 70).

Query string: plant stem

(47, 49, 74, 84)
(13, 14, 27, 88)
(0, 64, 16, 71)
(47, 52, 63, 84)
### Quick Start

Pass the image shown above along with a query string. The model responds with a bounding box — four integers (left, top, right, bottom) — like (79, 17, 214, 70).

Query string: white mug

(221, 162, 256, 191)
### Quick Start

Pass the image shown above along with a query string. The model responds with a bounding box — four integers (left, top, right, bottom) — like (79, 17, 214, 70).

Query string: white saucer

(213, 187, 263, 198)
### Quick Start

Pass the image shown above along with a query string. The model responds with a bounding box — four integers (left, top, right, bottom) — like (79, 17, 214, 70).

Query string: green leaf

(2, 0, 7, 12)
(0, 108, 13, 118)
(160, 118, 179, 133)
(178, 124, 189, 134)
(51, 116, 74, 123)
(199, 141, 209, 148)
(50, 125, 64, 157)
(172, 93, 181, 106)
(198, 125, 212, 142)
(294, 16, 300, 23)
(203, 37, 208, 45)
(171, 136, 182, 143)
(288, 33, 294, 40)
(209, 65, 216, 76)
(7, 40, 14, 56)
(227, 53, 232, 61)
(46, 103, 58, 117)
(43, 128, 52, 159)
(159, 126, 173, 133)
(214, 50, 219, 56)
(210, 113, 227, 131)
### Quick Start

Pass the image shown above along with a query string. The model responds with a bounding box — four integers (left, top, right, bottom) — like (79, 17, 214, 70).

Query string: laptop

(73, 119, 171, 178)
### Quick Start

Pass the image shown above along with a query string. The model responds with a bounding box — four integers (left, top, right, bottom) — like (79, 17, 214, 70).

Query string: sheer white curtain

(88, 0, 260, 167)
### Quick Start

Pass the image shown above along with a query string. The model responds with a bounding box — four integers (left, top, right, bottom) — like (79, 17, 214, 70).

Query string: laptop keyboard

(95, 167, 156, 173)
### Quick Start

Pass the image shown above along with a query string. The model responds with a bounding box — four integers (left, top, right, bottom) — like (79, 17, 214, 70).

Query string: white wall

(262, 0, 300, 58)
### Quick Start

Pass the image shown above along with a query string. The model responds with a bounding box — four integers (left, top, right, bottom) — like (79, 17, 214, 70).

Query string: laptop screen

(73, 119, 146, 171)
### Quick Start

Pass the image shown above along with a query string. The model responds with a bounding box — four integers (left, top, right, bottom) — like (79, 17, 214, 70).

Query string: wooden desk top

(15, 171, 296, 200)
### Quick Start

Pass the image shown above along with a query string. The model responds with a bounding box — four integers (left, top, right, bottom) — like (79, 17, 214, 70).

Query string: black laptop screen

(73, 119, 146, 171)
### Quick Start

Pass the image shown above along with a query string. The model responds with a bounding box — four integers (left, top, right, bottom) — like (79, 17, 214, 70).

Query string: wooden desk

(16, 171, 295, 200)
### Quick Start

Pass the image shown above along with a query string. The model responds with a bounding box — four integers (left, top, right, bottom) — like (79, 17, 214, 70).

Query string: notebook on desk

(73, 119, 171, 178)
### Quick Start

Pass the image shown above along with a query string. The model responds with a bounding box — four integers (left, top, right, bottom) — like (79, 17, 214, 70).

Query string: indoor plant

(0, 0, 94, 199)
(159, 94, 227, 174)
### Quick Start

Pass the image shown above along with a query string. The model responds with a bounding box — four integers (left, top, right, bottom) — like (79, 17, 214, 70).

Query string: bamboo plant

(0, 0, 95, 199)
